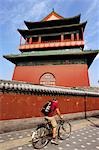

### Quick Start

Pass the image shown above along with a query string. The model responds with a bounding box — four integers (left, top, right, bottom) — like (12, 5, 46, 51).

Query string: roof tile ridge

(18, 21, 87, 33)
(24, 13, 81, 24)
(41, 10, 64, 21)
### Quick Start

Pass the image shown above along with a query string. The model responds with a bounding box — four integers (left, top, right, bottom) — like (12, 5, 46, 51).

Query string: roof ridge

(41, 10, 64, 21)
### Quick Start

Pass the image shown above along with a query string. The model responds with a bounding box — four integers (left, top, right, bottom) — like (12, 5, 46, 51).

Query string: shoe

(51, 139, 58, 145)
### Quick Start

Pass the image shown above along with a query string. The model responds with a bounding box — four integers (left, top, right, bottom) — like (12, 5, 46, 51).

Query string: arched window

(40, 73, 56, 86)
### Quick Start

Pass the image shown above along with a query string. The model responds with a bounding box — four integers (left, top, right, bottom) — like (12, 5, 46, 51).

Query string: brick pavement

(0, 117, 99, 150)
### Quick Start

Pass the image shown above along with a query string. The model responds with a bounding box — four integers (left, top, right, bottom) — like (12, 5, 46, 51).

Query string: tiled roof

(18, 22, 87, 38)
(0, 80, 99, 97)
(24, 14, 81, 30)
(3, 50, 99, 67)
(4, 49, 99, 58)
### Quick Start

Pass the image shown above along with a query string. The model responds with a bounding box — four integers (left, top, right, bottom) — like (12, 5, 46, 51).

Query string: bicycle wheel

(32, 125, 49, 149)
(58, 121, 71, 140)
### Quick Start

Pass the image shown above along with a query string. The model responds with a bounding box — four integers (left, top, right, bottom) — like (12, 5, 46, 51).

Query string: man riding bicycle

(44, 97, 63, 145)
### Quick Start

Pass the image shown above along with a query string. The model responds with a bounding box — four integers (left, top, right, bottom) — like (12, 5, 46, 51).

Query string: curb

(0, 111, 99, 133)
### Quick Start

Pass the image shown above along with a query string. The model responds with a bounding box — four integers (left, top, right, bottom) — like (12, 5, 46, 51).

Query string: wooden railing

(19, 39, 84, 51)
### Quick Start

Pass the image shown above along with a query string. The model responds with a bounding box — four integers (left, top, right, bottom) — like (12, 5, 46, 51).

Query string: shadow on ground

(87, 116, 99, 128)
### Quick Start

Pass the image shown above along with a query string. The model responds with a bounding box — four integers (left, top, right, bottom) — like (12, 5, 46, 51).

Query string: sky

(0, 0, 99, 87)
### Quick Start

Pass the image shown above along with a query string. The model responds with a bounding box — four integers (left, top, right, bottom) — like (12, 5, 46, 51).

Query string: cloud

(82, 0, 98, 20)
(0, 0, 51, 31)
(83, 0, 99, 50)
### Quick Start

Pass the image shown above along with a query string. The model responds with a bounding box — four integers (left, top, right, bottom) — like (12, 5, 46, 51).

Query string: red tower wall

(12, 64, 89, 86)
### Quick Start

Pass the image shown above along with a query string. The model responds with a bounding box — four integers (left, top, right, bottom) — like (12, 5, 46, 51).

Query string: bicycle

(32, 118, 71, 149)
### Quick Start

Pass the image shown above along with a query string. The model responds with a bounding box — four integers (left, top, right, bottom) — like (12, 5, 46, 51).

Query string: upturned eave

(24, 14, 81, 30)
(18, 21, 87, 39)
(3, 50, 99, 67)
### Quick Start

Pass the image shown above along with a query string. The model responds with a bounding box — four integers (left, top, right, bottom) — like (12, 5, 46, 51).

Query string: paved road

(0, 117, 99, 150)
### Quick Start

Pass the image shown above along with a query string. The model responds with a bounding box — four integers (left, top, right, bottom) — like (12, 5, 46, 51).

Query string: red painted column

(76, 33, 79, 41)
(25, 38, 28, 44)
(38, 36, 41, 43)
(71, 33, 74, 41)
(81, 28, 84, 40)
(29, 37, 32, 44)
(61, 34, 64, 41)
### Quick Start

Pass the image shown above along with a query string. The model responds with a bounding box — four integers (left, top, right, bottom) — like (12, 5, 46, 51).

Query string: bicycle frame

(32, 119, 71, 149)
(44, 119, 66, 136)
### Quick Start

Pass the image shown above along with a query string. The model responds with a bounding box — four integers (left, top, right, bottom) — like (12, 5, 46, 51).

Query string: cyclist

(45, 97, 63, 145)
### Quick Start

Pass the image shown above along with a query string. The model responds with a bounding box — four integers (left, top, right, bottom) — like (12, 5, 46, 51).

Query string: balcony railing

(19, 39, 84, 51)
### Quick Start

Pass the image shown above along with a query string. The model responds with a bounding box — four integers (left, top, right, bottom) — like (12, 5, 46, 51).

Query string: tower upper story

(18, 10, 87, 52)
